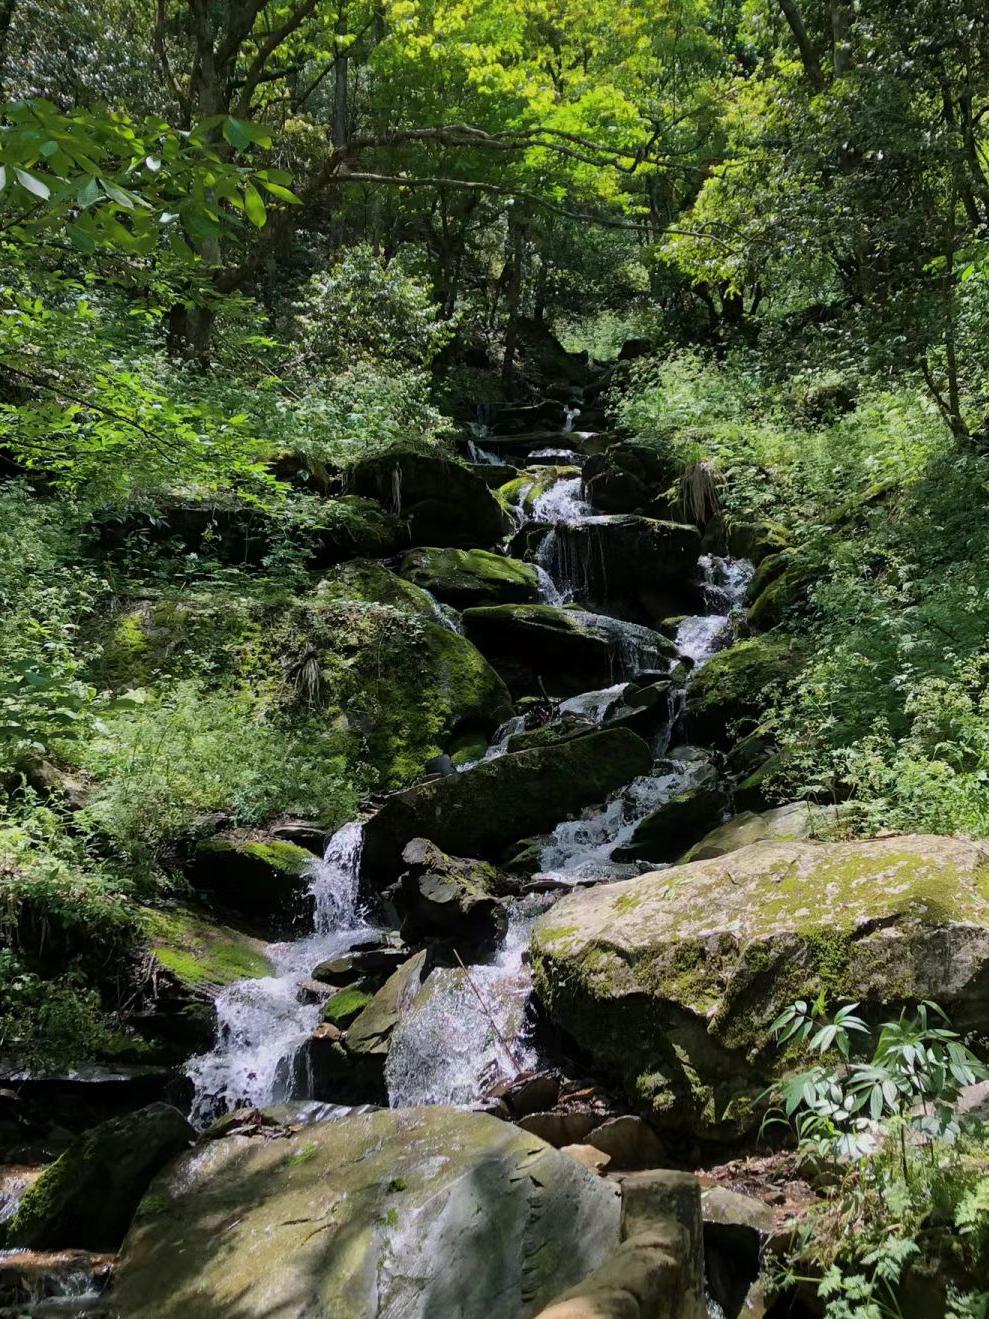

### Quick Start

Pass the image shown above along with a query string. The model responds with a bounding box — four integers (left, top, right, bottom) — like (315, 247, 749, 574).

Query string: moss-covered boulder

(111, 1106, 622, 1319)
(685, 635, 803, 749)
(745, 562, 816, 632)
(315, 557, 443, 617)
(141, 906, 273, 1047)
(463, 604, 677, 697)
(394, 838, 506, 951)
(553, 516, 702, 622)
(1, 1103, 194, 1251)
(348, 448, 508, 547)
(680, 802, 848, 863)
(278, 600, 512, 787)
(498, 465, 581, 518)
(399, 546, 541, 607)
(360, 726, 654, 882)
(582, 440, 680, 515)
(531, 835, 989, 1139)
(186, 834, 315, 933)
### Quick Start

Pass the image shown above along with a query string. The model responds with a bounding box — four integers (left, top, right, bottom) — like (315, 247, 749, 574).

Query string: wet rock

(681, 802, 850, 863)
(321, 987, 374, 1028)
(394, 838, 507, 952)
(112, 1106, 622, 1318)
(348, 449, 509, 547)
(269, 819, 327, 854)
(532, 835, 989, 1139)
(0, 1063, 193, 1139)
(686, 635, 804, 749)
(612, 778, 727, 865)
(360, 726, 654, 881)
(463, 603, 677, 697)
(186, 834, 315, 933)
(311, 943, 411, 987)
(296, 951, 427, 1104)
(0, 1103, 194, 1251)
(140, 905, 273, 1051)
(399, 546, 541, 607)
(489, 1070, 562, 1118)
(553, 515, 702, 622)
(315, 556, 441, 617)
(582, 440, 679, 515)
(583, 1116, 666, 1172)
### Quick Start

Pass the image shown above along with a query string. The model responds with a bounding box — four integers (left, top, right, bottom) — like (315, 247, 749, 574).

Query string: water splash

(467, 437, 501, 465)
(384, 896, 551, 1107)
(532, 476, 591, 524)
(558, 682, 629, 724)
(563, 405, 581, 433)
(676, 556, 754, 665)
(186, 823, 374, 1127)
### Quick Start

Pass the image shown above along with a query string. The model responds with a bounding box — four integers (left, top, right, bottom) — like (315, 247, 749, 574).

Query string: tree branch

(777, 0, 825, 90)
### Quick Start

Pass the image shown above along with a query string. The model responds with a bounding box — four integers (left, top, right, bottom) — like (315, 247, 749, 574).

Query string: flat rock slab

(110, 1106, 622, 1319)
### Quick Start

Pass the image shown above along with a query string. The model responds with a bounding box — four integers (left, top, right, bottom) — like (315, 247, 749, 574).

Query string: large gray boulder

(0, 1103, 194, 1251)
(399, 546, 541, 607)
(532, 835, 989, 1139)
(110, 1106, 622, 1318)
(360, 726, 654, 882)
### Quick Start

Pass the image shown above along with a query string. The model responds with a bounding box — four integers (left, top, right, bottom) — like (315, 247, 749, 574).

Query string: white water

(532, 475, 591, 524)
(558, 682, 628, 724)
(676, 555, 754, 665)
(384, 896, 550, 1107)
(563, 405, 580, 433)
(467, 437, 501, 465)
(536, 761, 693, 885)
(186, 823, 374, 1127)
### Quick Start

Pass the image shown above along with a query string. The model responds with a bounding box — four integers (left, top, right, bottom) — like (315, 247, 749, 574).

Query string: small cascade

(536, 759, 694, 886)
(567, 609, 668, 680)
(563, 405, 580, 433)
(467, 437, 501, 465)
(419, 586, 464, 634)
(457, 713, 526, 771)
(676, 555, 754, 665)
(531, 475, 591, 524)
(384, 895, 551, 1107)
(529, 447, 583, 466)
(558, 682, 629, 724)
(186, 823, 374, 1127)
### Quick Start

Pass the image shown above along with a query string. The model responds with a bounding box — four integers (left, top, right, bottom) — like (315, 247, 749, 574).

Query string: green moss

(228, 839, 312, 876)
(142, 907, 273, 988)
(323, 987, 373, 1026)
(613, 894, 642, 914)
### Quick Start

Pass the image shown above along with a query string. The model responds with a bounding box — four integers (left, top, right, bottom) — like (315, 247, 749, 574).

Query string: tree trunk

(501, 215, 525, 390)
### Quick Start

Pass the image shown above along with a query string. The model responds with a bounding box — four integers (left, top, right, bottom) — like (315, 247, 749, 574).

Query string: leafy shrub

(73, 681, 360, 865)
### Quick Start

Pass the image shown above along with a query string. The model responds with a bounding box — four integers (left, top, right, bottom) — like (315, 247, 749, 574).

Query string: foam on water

(676, 556, 754, 665)
(186, 822, 374, 1127)
(531, 475, 591, 524)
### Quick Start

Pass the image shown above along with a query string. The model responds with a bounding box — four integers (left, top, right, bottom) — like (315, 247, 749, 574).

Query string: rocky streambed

(3, 376, 988, 1317)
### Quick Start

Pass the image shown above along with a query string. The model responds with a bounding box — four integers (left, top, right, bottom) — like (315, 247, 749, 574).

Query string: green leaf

(258, 180, 303, 205)
(14, 168, 50, 200)
(243, 182, 267, 228)
(223, 117, 253, 151)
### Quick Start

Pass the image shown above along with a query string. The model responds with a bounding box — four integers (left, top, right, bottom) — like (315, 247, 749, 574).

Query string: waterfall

(563, 405, 580, 433)
(675, 555, 754, 665)
(384, 895, 550, 1107)
(186, 822, 373, 1128)
(531, 475, 591, 524)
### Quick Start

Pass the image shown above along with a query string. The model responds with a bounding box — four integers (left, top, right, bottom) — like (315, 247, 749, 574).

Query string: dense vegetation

(5, 0, 989, 1312)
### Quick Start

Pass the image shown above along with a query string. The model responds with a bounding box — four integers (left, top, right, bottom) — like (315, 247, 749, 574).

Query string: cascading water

(384, 895, 551, 1107)
(186, 822, 374, 1127)
(531, 475, 591, 524)
(563, 405, 580, 433)
(676, 555, 754, 665)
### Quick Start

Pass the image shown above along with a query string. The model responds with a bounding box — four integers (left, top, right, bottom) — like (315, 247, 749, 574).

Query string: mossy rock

(274, 600, 513, 788)
(322, 987, 374, 1028)
(315, 558, 443, 617)
(398, 546, 541, 608)
(348, 448, 508, 548)
(111, 1106, 622, 1318)
(186, 835, 315, 933)
(745, 553, 817, 632)
(582, 439, 680, 514)
(685, 636, 804, 749)
(497, 465, 580, 517)
(1, 1102, 194, 1251)
(612, 780, 726, 865)
(360, 726, 654, 883)
(679, 801, 851, 863)
(553, 515, 702, 622)
(463, 603, 677, 698)
(531, 835, 989, 1139)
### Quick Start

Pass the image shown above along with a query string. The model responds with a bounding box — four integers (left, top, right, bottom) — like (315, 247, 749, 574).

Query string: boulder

(463, 604, 677, 697)
(583, 1115, 666, 1171)
(111, 1106, 622, 1318)
(360, 727, 654, 882)
(186, 835, 315, 933)
(394, 838, 506, 951)
(284, 600, 512, 787)
(582, 440, 680, 515)
(681, 801, 848, 863)
(348, 449, 508, 547)
(702, 1186, 777, 1319)
(315, 557, 443, 617)
(531, 835, 989, 1139)
(0, 1103, 194, 1251)
(686, 636, 803, 749)
(552, 516, 703, 622)
(141, 906, 274, 1049)
(399, 546, 541, 607)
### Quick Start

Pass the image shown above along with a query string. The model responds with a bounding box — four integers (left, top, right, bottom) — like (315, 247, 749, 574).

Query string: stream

(185, 445, 753, 1126)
